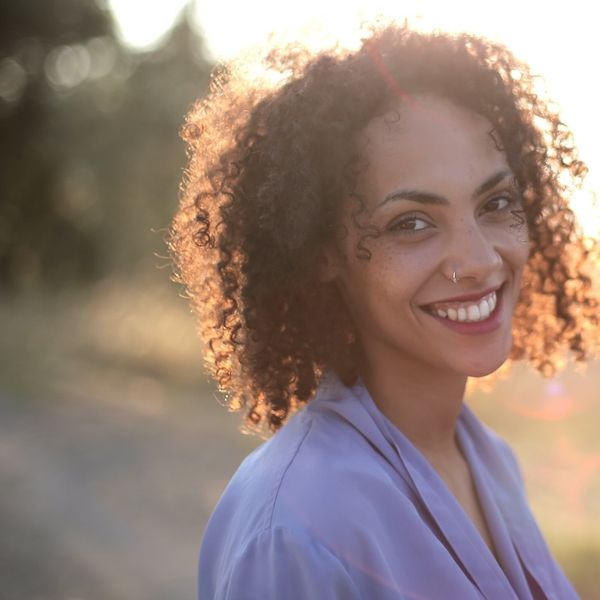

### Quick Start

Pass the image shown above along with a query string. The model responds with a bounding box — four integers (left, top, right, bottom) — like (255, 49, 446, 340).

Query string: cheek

(496, 222, 529, 269)
(338, 255, 418, 325)
(511, 230, 530, 272)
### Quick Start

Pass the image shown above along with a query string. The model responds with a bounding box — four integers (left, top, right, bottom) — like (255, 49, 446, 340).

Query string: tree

(0, 0, 212, 290)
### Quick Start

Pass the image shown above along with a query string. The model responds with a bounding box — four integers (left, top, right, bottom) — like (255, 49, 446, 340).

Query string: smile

(419, 283, 506, 335)
(424, 289, 498, 323)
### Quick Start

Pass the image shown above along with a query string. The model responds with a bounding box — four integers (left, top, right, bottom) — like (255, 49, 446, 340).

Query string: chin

(455, 333, 513, 378)
(465, 364, 504, 378)
(460, 353, 510, 378)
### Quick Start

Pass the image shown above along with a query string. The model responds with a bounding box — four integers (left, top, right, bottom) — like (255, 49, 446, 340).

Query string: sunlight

(571, 187, 600, 240)
(107, 0, 189, 50)
(108, 0, 599, 236)
(499, 379, 586, 421)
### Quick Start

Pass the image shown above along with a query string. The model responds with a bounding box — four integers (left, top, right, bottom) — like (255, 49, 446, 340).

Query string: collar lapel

(312, 375, 519, 600)
(459, 406, 573, 598)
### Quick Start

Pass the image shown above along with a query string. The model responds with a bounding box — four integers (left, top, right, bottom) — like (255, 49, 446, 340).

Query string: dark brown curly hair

(169, 23, 599, 435)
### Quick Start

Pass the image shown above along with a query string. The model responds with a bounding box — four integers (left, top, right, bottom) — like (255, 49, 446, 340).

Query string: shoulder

(206, 400, 409, 541)
(199, 405, 384, 598)
(205, 525, 363, 600)
(199, 399, 417, 597)
(269, 401, 417, 536)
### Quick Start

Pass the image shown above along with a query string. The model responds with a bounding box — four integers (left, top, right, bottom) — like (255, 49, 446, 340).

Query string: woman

(170, 23, 598, 599)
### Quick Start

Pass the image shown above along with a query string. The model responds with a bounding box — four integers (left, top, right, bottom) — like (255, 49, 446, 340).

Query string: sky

(107, 0, 599, 236)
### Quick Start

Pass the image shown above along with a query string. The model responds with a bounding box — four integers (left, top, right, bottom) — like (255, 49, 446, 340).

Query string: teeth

(431, 289, 499, 323)
(480, 301, 491, 319)
(467, 305, 480, 321)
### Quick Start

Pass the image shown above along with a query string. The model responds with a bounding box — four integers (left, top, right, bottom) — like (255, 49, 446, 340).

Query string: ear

(318, 243, 342, 283)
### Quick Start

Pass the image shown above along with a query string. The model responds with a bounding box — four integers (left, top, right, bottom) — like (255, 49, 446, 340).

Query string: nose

(442, 218, 503, 283)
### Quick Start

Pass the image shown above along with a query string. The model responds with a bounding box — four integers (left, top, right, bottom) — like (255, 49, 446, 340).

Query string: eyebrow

(375, 169, 514, 211)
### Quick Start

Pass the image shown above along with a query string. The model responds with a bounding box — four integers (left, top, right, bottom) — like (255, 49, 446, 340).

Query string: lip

(421, 283, 506, 335)
(422, 283, 504, 307)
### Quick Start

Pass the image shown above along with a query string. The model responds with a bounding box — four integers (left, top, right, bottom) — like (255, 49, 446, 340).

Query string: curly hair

(169, 23, 599, 435)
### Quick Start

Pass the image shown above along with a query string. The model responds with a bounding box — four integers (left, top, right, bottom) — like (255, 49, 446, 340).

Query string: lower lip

(422, 285, 505, 336)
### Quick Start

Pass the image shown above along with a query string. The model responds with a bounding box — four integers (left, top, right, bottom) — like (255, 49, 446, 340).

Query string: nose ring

(451, 270, 459, 284)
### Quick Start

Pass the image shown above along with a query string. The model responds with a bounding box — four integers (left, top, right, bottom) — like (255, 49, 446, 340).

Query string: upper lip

(422, 283, 504, 306)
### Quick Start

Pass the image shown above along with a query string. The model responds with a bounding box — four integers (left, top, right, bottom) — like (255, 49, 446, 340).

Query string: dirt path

(0, 388, 259, 600)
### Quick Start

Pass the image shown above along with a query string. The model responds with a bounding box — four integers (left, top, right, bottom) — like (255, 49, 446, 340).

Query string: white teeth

(467, 305, 480, 321)
(480, 301, 491, 319)
(428, 289, 499, 323)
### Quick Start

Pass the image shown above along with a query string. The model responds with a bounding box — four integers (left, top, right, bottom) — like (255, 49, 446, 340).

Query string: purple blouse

(198, 372, 579, 599)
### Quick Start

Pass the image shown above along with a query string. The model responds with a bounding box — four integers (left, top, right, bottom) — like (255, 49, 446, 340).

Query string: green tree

(0, 1, 211, 290)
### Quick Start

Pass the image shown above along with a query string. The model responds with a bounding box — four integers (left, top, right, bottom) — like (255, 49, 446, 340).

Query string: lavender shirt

(199, 373, 578, 599)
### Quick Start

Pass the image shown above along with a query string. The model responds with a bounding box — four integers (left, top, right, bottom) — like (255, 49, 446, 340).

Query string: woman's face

(327, 95, 529, 378)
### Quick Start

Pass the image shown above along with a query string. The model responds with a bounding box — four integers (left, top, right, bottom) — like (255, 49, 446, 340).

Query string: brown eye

(482, 194, 514, 215)
(389, 214, 432, 234)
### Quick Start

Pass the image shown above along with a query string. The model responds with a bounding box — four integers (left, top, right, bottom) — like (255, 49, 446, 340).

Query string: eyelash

(481, 193, 516, 215)
(388, 192, 519, 235)
(387, 214, 431, 235)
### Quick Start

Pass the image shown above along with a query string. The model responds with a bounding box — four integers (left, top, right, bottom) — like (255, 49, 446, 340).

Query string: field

(1, 280, 598, 599)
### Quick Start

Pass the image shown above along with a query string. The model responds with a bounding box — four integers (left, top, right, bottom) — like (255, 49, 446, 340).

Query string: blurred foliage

(0, 0, 211, 290)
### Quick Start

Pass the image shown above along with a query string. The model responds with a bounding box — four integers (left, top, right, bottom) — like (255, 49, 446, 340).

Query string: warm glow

(108, 0, 189, 50)
(570, 186, 600, 240)
(108, 0, 599, 237)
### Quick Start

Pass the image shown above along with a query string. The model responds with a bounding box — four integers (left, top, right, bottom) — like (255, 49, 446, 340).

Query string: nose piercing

(451, 270, 459, 284)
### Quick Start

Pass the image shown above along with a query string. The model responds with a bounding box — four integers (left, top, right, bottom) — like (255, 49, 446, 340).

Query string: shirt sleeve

(215, 527, 362, 600)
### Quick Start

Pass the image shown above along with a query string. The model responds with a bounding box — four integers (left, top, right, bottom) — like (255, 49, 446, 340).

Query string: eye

(481, 192, 517, 215)
(486, 197, 509, 211)
(388, 214, 432, 234)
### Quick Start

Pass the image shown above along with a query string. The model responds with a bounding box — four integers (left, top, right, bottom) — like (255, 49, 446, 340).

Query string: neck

(359, 348, 467, 457)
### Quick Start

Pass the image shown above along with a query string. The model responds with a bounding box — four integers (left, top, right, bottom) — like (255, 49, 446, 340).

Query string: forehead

(357, 95, 508, 198)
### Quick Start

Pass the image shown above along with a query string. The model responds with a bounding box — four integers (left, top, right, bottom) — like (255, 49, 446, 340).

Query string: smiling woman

(325, 96, 530, 386)
(170, 22, 599, 600)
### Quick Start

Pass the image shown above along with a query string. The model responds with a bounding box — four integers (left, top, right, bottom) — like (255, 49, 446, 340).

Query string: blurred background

(0, 1, 598, 599)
